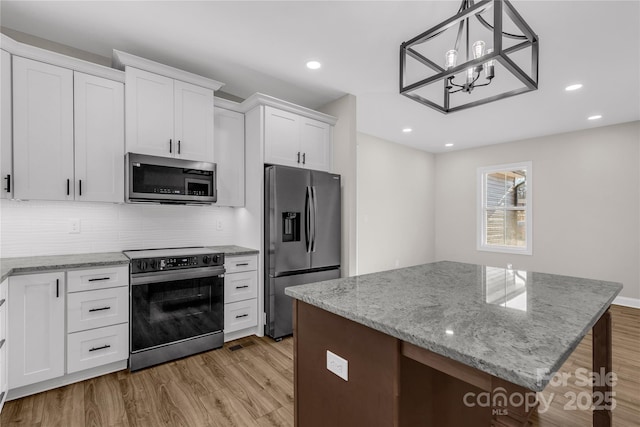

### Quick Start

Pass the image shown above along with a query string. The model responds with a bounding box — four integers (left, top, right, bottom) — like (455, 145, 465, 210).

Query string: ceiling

(1, 1, 638, 153)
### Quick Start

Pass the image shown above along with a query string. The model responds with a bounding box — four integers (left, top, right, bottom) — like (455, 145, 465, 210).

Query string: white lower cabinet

(5, 265, 129, 401)
(66, 266, 129, 374)
(224, 299, 258, 333)
(67, 323, 128, 374)
(0, 279, 8, 412)
(224, 254, 258, 338)
(8, 272, 65, 389)
(67, 286, 128, 333)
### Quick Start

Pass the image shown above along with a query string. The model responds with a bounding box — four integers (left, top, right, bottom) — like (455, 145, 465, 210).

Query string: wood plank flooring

(1, 304, 638, 426)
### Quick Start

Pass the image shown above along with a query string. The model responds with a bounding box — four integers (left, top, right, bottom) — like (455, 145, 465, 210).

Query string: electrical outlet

(216, 219, 223, 231)
(69, 218, 81, 234)
(326, 350, 348, 381)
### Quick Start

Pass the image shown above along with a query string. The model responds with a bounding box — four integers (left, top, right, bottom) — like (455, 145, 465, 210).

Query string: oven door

(130, 267, 224, 353)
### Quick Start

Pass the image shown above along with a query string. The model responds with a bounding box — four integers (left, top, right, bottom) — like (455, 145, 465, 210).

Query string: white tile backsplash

(0, 199, 237, 258)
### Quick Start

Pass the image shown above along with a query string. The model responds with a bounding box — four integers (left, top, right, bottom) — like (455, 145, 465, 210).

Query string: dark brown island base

(285, 261, 621, 427)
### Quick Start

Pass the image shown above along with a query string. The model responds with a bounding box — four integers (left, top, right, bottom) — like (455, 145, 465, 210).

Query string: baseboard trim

(613, 296, 640, 309)
(7, 360, 127, 401)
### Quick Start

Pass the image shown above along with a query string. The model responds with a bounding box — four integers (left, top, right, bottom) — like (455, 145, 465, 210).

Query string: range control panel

(131, 253, 224, 273)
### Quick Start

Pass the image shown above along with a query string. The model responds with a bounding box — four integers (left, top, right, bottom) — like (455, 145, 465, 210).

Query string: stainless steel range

(124, 247, 224, 371)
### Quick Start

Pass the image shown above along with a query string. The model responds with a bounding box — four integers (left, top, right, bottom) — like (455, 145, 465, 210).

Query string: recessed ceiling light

(445, 329, 454, 335)
(306, 60, 321, 70)
(402, 128, 412, 133)
(565, 83, 583, 91)
(445, 143, 454, 147)
(588, 115, 602, 120)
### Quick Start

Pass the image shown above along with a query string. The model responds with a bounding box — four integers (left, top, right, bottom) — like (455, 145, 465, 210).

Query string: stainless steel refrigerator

(265, 165, 341, 339)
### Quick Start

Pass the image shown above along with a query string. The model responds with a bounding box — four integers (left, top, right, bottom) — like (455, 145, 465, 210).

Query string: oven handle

(131, 267, 225, 286)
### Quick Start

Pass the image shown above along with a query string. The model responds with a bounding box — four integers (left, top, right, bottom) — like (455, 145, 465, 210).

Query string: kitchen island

(285, 261, 622, 427)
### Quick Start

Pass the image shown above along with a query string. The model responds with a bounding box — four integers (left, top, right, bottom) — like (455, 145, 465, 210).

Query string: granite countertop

(285, 260, 622, 392)
(0, 246, 259, 283)
(0, 252, 130, 283)
(207, 245, 259, 256)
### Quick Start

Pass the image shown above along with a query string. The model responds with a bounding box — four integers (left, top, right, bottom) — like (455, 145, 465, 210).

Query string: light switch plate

(326, 350, 348, 381)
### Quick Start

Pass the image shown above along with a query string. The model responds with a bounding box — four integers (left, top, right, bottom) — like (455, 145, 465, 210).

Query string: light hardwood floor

(1, 305, 638, 426)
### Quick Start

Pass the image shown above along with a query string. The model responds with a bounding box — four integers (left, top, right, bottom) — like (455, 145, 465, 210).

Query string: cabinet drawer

(67, 265, 129, 293)
(224, 271, 258, 304)
(224, 255, 257, 274)
(67, 287, 128, 333)
(67, 323, 128, 374)
(224, 299, 257, 333)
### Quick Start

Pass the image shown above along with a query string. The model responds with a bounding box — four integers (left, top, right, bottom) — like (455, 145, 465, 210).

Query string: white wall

(357, 132, 435, 274)
(319, 94, 358, 277)
(435, 121, 640, 300)
(0, 200, 237, 257)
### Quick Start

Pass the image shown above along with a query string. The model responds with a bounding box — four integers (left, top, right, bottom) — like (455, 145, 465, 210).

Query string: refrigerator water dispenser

(282, 212, 300, 242)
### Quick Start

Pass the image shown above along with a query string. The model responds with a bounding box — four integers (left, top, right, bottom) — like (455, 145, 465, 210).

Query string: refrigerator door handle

(311, 186, 318, 252)
(305, 186, 312, 253)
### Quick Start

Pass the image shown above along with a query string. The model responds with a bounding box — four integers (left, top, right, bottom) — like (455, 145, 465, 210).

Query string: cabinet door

(264, 106, 301, 168)
(74, 72, 125, 202)
(300, 118, 332, 172)
(214, 107, 245, 206)
(1, 50, 12, 199)
(174, 80, 214, 162)
(13, 57, 74, 201)
(125, 67, 174, 157)
(8, 272, 65, 389)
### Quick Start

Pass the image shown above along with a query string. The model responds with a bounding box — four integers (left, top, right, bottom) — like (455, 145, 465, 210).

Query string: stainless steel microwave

(126, 153, 216, 204)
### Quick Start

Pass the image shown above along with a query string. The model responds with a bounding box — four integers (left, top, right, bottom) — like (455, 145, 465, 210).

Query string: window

(478, 162, 532, 255)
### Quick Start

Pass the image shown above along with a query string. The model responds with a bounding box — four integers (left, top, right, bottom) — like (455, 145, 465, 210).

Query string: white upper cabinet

(300, 117, 332, 172)
(214, 106, 245, 207)
(125, 67, 215, 162)
(174, 80, 214, 162)
(1, 50, 12, 199)
(125, 67, 174, 158)
(74, 72, 124, 203)
(13, 56, 74, 201)
(264, 105, 332, 172)
(264, 107, 301, 168)
(12, 56, 125, 202)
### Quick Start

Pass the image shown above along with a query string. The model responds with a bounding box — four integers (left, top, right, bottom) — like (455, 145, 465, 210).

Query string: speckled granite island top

(285, 260, 622, 392)
(0, 252, 130, 283)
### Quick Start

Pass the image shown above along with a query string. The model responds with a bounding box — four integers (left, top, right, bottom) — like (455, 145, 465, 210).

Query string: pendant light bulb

(472, 40, 486, 59)
(466, 67, 475, 84)
(483, 48, 495, 80)
(445, 49, 458, 69)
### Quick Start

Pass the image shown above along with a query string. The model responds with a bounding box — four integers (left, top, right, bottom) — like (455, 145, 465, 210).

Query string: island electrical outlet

(326, 350, 348, 381)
